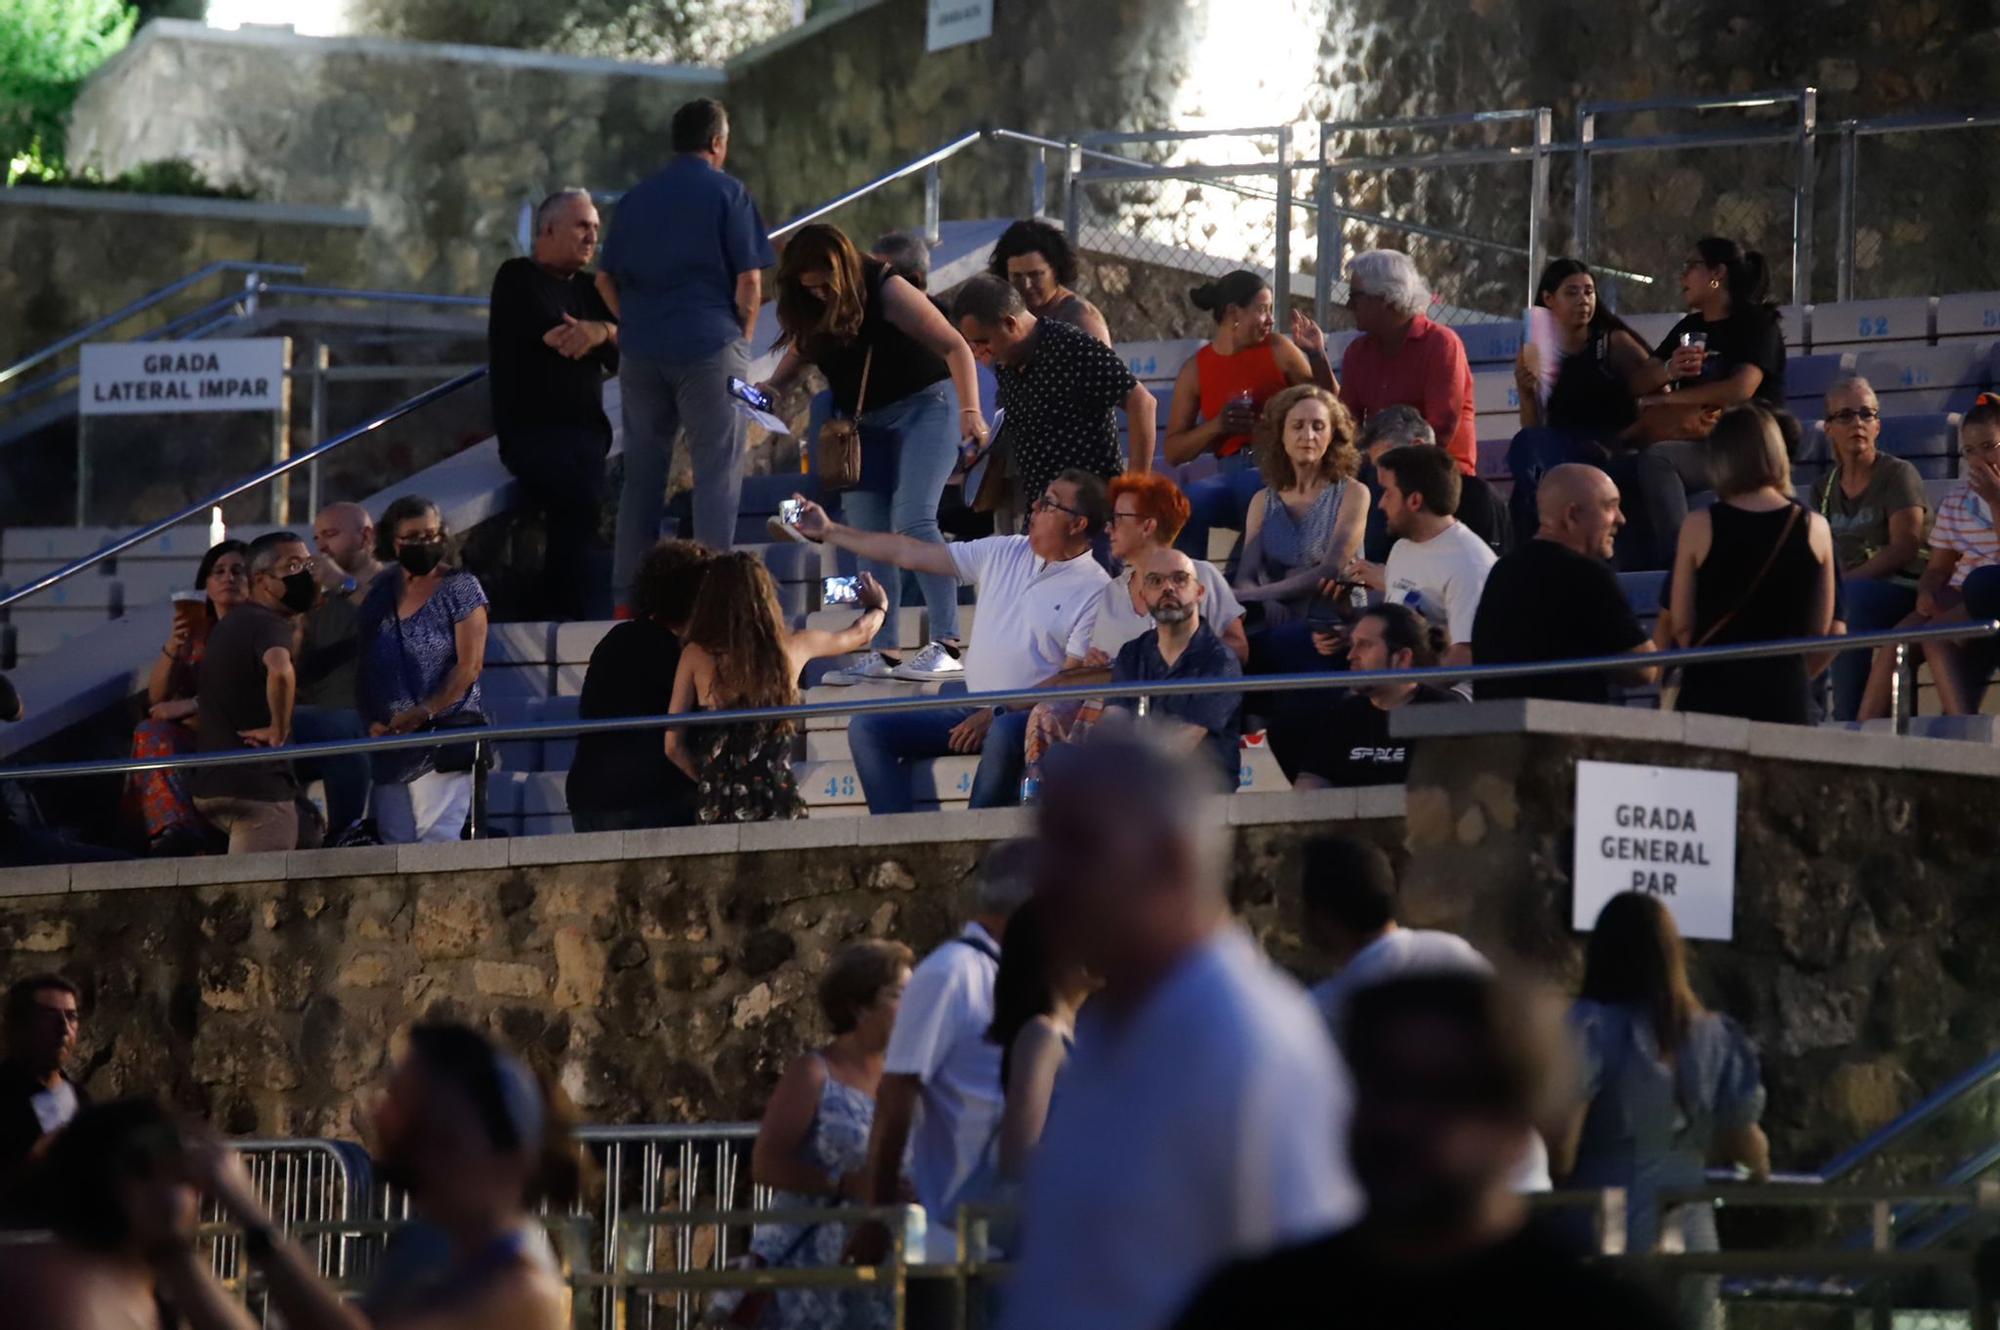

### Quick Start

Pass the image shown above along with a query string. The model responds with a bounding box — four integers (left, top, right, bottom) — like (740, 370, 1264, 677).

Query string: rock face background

(1403, 730, 2000, 1186)
(0, 821, 1399, 1139)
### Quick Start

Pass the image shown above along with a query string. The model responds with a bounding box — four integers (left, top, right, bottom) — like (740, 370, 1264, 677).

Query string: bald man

(292, 502, 386, 835)
(1000, 737, 1359, 1330)
(1471, 463, 1657, 703)
(1099, 546, 1244, 785)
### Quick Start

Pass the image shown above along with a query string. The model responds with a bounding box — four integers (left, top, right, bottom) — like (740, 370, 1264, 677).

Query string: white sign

(926, 0, 993, 52)
(80, 338, 287, 416)
(1572, 759, 1738, 941)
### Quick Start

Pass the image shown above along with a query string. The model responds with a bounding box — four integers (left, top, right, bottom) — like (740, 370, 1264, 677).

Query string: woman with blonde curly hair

(665, 552, 889, 822)
(1233, 383, 1370, 626)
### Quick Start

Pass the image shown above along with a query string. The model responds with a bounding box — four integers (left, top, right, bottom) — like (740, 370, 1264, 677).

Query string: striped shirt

(1929, 486, 2000, 587)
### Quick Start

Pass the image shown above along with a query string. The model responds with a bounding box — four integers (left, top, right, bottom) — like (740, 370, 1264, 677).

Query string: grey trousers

(613, 340, 749, 603)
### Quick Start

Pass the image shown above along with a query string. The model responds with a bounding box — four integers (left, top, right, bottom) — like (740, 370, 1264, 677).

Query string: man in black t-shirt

(191, 532, 315, 854)
(1473, 465, 1659, 703)
(490, 188, 620, 620)
(953, 274, 1158, 509)
(1173, 971, 1676, 1330)
(1299, 604, 1463, 788)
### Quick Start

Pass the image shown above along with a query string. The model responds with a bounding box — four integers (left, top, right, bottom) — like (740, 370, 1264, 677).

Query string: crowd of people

(0, 732, 1775, 1329)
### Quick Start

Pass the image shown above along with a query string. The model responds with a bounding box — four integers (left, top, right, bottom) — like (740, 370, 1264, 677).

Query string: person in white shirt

(1301, 833, 1552, 1193)
(999, 736, 1361, 1330)
(1, 973, 84, 1180)
(1346, 442, 1496, 669)
(845, 839, 1035, 1295)
(792, 471, 1111, 812)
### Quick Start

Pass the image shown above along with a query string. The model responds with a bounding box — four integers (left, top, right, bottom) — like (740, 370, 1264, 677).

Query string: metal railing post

(922, 163, 941, 246)
(307, 343, 329, 519)
(241, 271, 263, 320)
(1314, 123, 1335, 329)
(1573, 108, 1596, 263)
(1890, 641, 1908, 734)
(1528, 107, 1554, 309)
(1795, 87, 1818, 307)
(1272, 124, 1293, 310)
(1029, 147, 1048, 218)
(1062, 142, 1082, 240)
(468, 743, 488, 839)
(1836, 121, 1859, 302)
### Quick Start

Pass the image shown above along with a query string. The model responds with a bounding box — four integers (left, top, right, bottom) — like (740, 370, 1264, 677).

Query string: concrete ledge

(623, 825, 741, 859)
(507, 829, 628, 867)
(288, 845, 400, 880)
(0, 185, 369, 228)
(69, 857, 178, 893)
(0, 864, 69, 898)
(396, 838, 511, 875)
(1226, 788, 1361, 825)
(868, 807, 1031, 846)
(739, 817, 861, 852)
(1391, 698, 2000, 780)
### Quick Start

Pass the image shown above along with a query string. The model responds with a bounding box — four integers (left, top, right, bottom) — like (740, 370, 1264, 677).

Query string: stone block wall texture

(0, 821, 1397, 1139)
(1403, 730, 2000, 1187)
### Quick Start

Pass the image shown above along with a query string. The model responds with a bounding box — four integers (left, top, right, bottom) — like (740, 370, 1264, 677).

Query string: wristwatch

(990, 705, 1006, 719)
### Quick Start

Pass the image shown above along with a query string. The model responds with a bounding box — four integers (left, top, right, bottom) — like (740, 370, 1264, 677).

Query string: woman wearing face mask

(124, 539, 249, 856)
(1504, 258, 1654, 537)
(178, 1023, 581, 1330)
(1164, 270, 1333, 562)
(356, 495, 490, 844)
(986, 218, 1112, 345)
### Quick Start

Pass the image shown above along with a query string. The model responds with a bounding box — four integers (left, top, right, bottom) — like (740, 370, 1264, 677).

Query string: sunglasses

(1824, 408, 1881, 425)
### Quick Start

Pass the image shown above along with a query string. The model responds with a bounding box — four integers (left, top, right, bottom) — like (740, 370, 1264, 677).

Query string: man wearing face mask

(190, 530, 313, 853)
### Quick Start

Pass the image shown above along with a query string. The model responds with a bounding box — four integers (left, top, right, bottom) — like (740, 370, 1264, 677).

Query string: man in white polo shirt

(792, 469, 1110, 811)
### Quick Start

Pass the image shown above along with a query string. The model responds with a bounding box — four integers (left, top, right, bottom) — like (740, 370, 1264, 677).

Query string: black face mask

(277, 570, 318, 614)
(397, 543, 445, 577)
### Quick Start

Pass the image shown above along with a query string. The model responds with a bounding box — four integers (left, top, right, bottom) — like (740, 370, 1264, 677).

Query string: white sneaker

(890, 641, 966, 682)
(821, 651, 901, 686)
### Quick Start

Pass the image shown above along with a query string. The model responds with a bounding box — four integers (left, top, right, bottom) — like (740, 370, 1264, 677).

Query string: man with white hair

(999, 737, 1359, 1330)
(489, 186, 619, 620)
(1340, 250, 1478, 479)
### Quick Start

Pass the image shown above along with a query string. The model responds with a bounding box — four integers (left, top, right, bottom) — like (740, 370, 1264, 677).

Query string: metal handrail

(1815, 1047, 2000, 1183)
(254, 284, 487, 309)
(0, 260, 306, 389)
(0, 367, 488, 612)
(769, 128, 986, 240)
(0, 622, 1989, 782)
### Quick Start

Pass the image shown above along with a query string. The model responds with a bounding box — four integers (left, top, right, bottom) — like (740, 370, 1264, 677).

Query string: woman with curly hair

(986, 217, 1111, 344)
(1234, 383, 1370, 624)
(665, 553, 888, 822)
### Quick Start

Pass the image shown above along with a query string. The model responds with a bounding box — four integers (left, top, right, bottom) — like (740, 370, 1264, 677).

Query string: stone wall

(1397, 702, 2000, 1183)
(0, 800, 1399, 1137)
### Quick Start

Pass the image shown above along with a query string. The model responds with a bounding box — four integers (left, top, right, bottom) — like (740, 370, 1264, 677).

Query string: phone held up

(822, 575, 860, 606)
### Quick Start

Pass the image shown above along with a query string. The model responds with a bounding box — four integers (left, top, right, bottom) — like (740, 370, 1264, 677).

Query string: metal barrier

(1832, 112, 2000, 301)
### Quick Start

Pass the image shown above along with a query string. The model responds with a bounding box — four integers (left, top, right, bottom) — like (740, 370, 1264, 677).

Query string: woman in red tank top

(1162, 270, 1335, 558)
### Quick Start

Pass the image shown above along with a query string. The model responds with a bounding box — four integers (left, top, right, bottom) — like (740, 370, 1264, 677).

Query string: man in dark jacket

(0, 973, 85, 1179)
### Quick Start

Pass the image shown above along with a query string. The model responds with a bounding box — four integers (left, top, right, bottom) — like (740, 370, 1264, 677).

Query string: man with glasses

(790, 470, 1111, 811)
(0, 974, 83, 1180)
(190, 530, 314, 853)
(1097, 546, 1244, 787)
(1810, 375, 1928, 720)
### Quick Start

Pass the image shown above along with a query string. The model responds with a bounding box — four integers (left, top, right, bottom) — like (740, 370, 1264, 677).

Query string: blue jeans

(614, 340, 749, 603)
(847, 688, 1030, 813)
(1176, 455, 1265, 563)
(812, 382, 961, 650)
(1830, 578, 1917, 722)
(291, 705, 371, 833)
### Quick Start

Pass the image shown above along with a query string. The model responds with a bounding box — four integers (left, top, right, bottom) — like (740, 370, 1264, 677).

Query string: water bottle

(1019, 775, 1041, 805)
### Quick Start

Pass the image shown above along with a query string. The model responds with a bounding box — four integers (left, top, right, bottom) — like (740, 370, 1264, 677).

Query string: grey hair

(1823, 372, 1877, 406)
(246, 529, 305, 576)
(1348, 249, 1431, 317)
(970, 839, 1038, 918)
(1358, 403, 1435, 451)
(871, 230, 932, 285)
(535, 188, 594, 236)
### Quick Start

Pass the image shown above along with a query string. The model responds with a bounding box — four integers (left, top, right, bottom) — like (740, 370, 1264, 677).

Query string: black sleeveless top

(1545, 329, 1638, 438)
(1677, 502, 1822, 725)
(810, 258, 951, 415)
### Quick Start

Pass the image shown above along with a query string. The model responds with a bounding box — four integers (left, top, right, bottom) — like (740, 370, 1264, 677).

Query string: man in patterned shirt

(953, 275, 1156, 515)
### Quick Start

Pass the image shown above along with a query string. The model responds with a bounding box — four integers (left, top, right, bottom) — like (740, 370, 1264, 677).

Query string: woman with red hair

(1090, 471, 1248, 664)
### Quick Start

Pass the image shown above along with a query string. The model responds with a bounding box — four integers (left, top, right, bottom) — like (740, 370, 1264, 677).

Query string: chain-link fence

(1833, 118, 2000, 300)
(1572, 91, 1814, 314)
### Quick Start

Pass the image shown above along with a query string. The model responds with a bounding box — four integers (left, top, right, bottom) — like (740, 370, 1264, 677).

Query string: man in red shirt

(1338, 250, 1478, 476)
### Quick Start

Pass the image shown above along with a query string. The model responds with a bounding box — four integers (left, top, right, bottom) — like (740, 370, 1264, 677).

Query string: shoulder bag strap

(853, 345, 874, 420)
(1692, 504, 1803, 649)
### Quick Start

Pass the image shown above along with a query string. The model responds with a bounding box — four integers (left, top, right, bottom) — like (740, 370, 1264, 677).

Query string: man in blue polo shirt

(1103, 546, 1243, 788)
(598, 98, 775, 604)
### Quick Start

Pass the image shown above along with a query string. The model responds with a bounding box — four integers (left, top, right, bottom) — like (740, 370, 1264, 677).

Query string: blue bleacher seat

(1935, 292, 2000, 340)
(1877, 412, 1961, 479)
(1810, 297, 1934, 351)
(1451, 321, 1524, 367)
(1617, 570, 1668, 615)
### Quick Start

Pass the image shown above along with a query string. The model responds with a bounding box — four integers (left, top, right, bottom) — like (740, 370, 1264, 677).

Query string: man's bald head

(314, 502, 376, 575)
(1136, 546, 1203, 625)
(1534, 464, 1623, 561)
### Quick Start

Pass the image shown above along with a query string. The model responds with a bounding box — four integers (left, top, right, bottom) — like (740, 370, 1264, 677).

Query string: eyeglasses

(1825, 408, 1881, 425)
(1031, 494, 1083, 518)
(1141, 571, 1196, 590)
(1109, 511, 1147, 525)
(395, 532, 445, 547)
(266, 557, 313, 577)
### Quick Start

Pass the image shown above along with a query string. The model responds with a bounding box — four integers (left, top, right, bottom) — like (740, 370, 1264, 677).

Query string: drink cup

(171, 590, 205, 636)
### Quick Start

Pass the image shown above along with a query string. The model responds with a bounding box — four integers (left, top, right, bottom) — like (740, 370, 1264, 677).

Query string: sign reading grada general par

(1572, 759, 1738, 940)
(80, 339, 287, 415)
(926, 0, 993, 52)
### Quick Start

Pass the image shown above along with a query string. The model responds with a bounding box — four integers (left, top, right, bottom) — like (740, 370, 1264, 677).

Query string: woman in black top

(1505, 258, 1653, 535)
(1611, 238, 1790, 570)
(763, 223, 986, 685)
(566, 539, 711, 832)
(1669, 404, 1835, 725)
